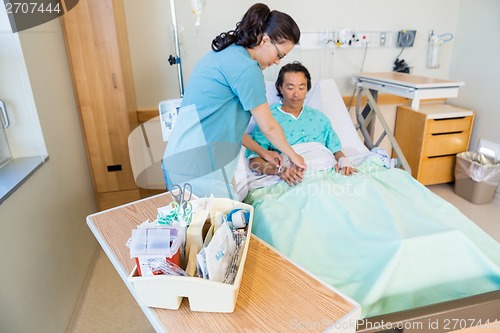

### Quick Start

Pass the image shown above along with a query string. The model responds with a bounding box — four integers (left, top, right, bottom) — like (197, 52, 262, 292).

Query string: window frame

(0, 7, 49, 205)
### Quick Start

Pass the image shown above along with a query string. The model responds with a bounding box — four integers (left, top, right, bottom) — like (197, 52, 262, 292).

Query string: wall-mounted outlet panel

(380, 32, 392, 47)
(478, 139, 500, 160)
(295, 30, 400, 49)
(299, 31, 336, 49)
(350, 31, 392, 47)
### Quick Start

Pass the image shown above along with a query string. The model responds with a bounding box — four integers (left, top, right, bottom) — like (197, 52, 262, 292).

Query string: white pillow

(249, 79, 368, 155)
(299, 79, 368, 155)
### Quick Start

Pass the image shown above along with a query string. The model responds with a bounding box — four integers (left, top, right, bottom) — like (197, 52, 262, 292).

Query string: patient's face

(280, 72, 308, 110)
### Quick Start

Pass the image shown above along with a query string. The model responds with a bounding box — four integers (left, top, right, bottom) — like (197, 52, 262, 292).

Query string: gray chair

(128, 116, 167, 189)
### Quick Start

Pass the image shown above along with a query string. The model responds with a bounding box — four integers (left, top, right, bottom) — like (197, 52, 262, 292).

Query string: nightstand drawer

(426, 116, 472, 134)
(419, 155, 456, 185)
(423, 131, 470, 157)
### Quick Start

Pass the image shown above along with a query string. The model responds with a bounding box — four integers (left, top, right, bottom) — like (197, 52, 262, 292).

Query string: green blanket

(245, 158, 500, 317)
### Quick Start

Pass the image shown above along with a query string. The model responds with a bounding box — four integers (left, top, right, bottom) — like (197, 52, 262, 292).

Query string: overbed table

(87, 192, 360, 332)
(353, 72, 465, 109)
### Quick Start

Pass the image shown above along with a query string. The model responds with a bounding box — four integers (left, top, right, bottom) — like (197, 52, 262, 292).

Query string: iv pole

(168, 0, 185, 97)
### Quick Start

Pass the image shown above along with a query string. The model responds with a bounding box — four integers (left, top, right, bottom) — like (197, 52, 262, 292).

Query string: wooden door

(61, 0, 139, 203)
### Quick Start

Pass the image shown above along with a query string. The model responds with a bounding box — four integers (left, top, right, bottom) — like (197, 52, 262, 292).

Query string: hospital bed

(234, 79, 500, 332)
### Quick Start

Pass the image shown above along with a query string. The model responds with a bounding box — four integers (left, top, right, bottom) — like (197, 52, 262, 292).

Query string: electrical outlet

(397, 30, 416, 47)
(342, 31, 392, 48)
(380, 32, 387, 46)
(478, 139, 500, 160)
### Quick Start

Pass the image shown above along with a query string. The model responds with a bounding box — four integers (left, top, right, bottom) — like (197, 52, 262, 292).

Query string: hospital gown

(246, 104, 342, 159)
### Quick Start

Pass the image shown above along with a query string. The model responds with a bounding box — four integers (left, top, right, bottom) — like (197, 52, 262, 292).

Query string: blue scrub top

(163, 44, 267, 198)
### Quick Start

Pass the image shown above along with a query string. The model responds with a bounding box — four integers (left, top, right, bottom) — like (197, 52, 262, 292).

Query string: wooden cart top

(87, 192, 359, 333)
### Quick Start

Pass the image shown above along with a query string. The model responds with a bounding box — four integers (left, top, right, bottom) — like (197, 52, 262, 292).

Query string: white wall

(124, 0, 460, 106)
(0, 18, 98, 333)
(450, 0, 500, 153)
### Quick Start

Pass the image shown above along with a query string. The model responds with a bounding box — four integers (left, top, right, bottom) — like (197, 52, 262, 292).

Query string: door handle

(0, 100, 10, 128)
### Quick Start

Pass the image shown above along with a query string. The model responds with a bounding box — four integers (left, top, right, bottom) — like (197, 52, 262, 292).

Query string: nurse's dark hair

(275, 61, 312, 99)
(211, 3, 300, 52)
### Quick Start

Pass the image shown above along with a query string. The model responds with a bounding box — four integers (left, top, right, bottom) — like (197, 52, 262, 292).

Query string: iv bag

(191, 0, 206, 31)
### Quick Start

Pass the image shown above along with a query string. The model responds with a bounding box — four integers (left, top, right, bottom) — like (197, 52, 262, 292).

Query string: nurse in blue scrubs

(162, 3, 306, 199)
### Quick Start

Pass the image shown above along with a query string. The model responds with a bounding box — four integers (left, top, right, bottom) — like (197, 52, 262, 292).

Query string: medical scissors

(170, 183, 192, 210)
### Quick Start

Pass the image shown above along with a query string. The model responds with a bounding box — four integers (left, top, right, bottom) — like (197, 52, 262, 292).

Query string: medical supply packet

(127, 226, 182, 276)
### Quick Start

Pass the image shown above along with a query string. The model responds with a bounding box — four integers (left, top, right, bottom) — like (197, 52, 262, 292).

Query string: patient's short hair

(275, 61, 312, 99)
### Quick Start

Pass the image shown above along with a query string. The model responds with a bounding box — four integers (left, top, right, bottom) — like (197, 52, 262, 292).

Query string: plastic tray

(128, 198, 253, 312)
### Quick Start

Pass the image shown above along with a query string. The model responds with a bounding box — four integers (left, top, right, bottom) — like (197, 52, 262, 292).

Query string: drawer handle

(432, 116, 466, 121)
(431, 131, 463, 136)
(428, 154, 457, 159)
(0, 100, 9, 128)
(107, 164, 123, 172)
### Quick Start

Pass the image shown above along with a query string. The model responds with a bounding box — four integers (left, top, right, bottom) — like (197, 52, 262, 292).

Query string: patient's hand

(336, 157, 358, 176)
(335, 164, 358, 176)
(280, 164, 304, 186)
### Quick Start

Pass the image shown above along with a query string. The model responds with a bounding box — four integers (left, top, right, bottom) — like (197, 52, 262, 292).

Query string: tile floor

(67, 183, 500, 332)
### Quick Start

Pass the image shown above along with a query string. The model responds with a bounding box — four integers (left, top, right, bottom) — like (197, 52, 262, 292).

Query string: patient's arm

(242, 133, 282, 168)
(249, 157, 304, 186)
(334, 151, 357, 176)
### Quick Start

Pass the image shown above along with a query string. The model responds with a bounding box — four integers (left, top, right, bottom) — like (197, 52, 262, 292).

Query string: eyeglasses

(271, 41, 286, 60)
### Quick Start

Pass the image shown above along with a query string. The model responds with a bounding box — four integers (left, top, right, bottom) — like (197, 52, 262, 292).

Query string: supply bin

(128, 197, 253, 313)
(454, 152, 500, 204)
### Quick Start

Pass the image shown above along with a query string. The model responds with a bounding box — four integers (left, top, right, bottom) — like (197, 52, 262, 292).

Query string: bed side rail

(354, 86, 411, 174)
(357, 290, 500, 333)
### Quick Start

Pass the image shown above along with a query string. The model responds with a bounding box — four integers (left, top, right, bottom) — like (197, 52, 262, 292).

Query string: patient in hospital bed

(245, 62, 357, 187)
(237, 73, 500, 318)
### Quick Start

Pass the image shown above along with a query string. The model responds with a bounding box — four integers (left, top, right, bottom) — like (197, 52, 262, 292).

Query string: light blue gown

(246, 104, 342, 159)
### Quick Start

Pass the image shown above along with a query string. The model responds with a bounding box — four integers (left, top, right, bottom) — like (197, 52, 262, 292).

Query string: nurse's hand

(289, 153, 307, 170)
(261, 150, 283, 169)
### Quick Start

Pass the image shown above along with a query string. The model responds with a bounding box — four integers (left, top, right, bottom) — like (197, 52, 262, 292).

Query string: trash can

(455, 152, 500, 204)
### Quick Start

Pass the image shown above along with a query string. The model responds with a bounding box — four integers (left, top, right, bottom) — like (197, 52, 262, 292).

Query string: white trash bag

(455, 152, 500, 186)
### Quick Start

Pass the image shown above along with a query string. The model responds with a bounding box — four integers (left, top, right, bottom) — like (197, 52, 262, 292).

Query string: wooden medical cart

(87, 193, 360, 332)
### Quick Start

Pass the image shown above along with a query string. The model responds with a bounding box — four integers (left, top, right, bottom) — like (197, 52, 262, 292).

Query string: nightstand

(394, 104, 475, 185)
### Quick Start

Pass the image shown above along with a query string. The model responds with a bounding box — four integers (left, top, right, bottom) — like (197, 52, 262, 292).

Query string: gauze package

(204, 223, 236, 283)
